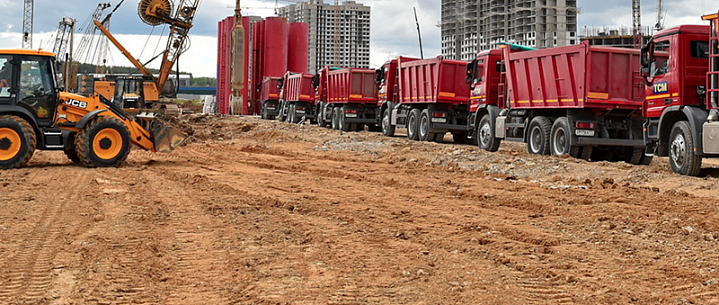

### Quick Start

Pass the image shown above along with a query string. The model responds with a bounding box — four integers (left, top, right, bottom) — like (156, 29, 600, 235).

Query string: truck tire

(0, 115, 36, 169)
(75, 116, 131, 168)
(288, 104, 296, 123)
(669, 121, 702, 176)
(477, 114, 500, 152)
(260, 103, 268, 120)
(338, 107, 350, 131)
(382, 108, 395, 137)
(569, 146, 592, 161)
(407, 108, 421, 140)
(527, 116, 551, 155)
(278, 101, 287, 122)
(418, 109, 432, 141)
(317, 103, 327, 127)
(331, 107, 339, 130)
(550, 117, 571, 156)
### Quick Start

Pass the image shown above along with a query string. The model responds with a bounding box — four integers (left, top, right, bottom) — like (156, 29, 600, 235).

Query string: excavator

(94, 0, 200, 117)
(0, 48, 186, 169)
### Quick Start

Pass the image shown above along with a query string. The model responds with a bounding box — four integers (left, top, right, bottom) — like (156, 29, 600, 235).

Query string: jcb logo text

(65, 99, 88, 109)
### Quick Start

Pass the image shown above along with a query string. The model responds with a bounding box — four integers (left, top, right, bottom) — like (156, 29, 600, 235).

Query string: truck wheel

(278, 102, 287, 122)
(669, 121, 702, 176)
(260, 103, 268, 119)
(338, 107, 350, 131)
(0, 115, 36, 169)
(382, 108, 395, 136)
(75, 116, 131, 168)
(288, 104, 296, 123)
(334, 107, 340, 130)
(418, 109, 431, 141)
(527, 116, 551, 155)
(550, 117, 571, 156)
(569, 146, 592, 161)
(407, 108, 421, 140)
(477, 114, 500, 151)
(317, 104, 327, 127)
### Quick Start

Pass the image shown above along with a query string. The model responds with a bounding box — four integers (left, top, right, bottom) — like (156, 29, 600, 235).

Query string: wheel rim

(93, 128, 123, 160)
(670, 133, 686, 166)
(479, 123, 492, 147)
(420, 114, 429, 137)
(530, 126, 542, 152)
(0, 127, 21, 161)
(552, 128, 567, 155)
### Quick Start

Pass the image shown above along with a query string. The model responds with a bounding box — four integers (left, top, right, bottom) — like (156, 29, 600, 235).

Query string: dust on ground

(1, 114, 719, 304)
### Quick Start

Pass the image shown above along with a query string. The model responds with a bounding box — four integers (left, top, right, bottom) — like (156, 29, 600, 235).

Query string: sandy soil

(2, 114, 719, 304)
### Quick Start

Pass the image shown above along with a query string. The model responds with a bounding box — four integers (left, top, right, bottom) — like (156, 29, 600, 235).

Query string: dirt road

(1, 115, 719, 304)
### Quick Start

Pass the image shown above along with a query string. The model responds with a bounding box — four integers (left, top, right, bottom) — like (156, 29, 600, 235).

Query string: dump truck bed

(503, 42, 645, 110)
(325, 68, 378, 104)
(397, 56, 470, 105)
(281, 73, 315, 102)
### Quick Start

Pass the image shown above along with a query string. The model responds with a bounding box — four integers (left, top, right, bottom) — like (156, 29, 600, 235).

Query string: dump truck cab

(641, 23, 714, 175)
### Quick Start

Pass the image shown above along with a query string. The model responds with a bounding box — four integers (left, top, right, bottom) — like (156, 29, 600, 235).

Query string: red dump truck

(377, 56, 471, 142)
(639, 13, 719, 176)
(467, 42, 650, 164)
(259, 76, 281, 120)
(277, 72, 316, 123)
(313, 67, 380, 131)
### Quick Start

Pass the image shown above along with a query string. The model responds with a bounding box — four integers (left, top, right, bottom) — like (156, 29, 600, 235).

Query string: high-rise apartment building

(441, 0, 578, 61)
(278, 0, 371, 74)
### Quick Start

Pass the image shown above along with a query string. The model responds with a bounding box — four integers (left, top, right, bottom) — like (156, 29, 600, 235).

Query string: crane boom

(93, 20, 155, 77)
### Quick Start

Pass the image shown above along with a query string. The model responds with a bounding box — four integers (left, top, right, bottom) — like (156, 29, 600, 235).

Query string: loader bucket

(149, 117, 189, 153)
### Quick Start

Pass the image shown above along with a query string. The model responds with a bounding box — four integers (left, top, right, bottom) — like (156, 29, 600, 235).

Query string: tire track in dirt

(0, 169, 89, 303)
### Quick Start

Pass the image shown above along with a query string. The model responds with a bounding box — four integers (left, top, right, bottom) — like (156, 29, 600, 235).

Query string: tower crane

(655, 0, 664, 32)
(632, 0, 641, 48)
(22, 0, 33, 49)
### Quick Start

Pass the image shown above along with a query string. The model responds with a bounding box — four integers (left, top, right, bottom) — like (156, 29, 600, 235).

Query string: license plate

(575, 129, 595, 136)
(431, 118, 447, 123)
(345, 114, 358, 118)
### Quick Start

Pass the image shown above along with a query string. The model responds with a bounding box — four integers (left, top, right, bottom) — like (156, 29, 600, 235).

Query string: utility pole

(22, 0, 33, 49)
(231, 0, 245, 114)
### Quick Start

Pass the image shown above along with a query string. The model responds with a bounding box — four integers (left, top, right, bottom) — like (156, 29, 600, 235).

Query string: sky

(0, 0, 715, 78)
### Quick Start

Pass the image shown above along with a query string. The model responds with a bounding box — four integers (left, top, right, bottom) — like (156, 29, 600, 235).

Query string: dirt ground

(2, 114, 719, 304)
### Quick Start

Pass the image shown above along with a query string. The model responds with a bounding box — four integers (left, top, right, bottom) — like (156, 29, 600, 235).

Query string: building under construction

(441, 0, 578, 61)
(277, 0, 370, 74)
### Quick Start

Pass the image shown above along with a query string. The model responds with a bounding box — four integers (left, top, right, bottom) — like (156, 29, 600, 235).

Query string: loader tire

(76, 116, 131, 168)
(0, 115, 36, 169)
(63, 132, 81, 164)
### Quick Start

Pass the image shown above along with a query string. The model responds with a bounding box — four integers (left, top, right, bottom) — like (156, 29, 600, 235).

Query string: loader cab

(111, 76, 146, 109)
(0, 50, 59, 127)
(641, 25, 710, 118)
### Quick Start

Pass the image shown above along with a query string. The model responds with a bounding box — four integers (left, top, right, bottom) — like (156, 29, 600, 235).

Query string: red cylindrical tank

(262, 17, 288, 78)
(287, 22, 309, 73)
(216, 17, 233, 115)
(251, 20, 265, 103)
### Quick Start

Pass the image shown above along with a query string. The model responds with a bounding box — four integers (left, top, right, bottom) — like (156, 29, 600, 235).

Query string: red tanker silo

(287, 22, 309, 73)
(262, 17, 289, 79)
